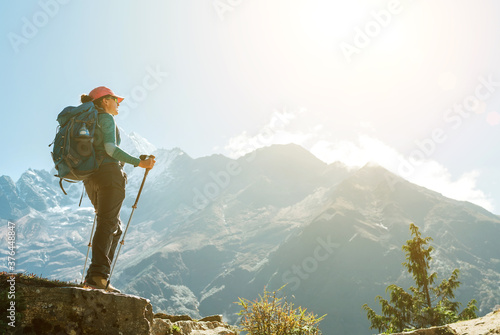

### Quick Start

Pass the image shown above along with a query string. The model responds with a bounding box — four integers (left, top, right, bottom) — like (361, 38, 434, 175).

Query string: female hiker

(80, 86, 155, 293)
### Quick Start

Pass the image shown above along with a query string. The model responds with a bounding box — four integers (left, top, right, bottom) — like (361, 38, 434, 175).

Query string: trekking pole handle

(139, 154, 155, 161)
(139, 155, 155, 173)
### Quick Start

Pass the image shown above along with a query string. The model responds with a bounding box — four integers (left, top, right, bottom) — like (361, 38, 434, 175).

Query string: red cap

(88, 86, 124, 103)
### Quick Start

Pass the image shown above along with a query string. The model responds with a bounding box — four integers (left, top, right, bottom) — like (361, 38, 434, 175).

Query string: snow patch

(349, 233, 359, 242)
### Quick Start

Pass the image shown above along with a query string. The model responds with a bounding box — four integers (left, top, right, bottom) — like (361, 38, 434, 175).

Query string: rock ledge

(8, 276, 237, 335)
(392, 309, 500, 335)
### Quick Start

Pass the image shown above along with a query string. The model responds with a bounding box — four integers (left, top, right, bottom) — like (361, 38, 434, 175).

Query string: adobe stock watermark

(118, 65, 169, 120)
(213, 0, 244, 21)
(339, 0, 411, 64)
(179, 107, 300, 213)
(281, 234, 340, 291)
(6, 220, 17, 328)
(384, 74, 500, 190)
(8, 0, 71, 54)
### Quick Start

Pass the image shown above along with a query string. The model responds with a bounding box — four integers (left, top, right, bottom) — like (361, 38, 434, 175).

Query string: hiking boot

(84, 275, 121, 293)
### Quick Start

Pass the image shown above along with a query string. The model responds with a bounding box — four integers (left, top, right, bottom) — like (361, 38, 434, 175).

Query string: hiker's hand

(139, 156, 156, 169)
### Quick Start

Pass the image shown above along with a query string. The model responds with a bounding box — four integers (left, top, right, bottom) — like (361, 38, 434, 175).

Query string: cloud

(309, 135, 400, 168)
(223, 111, 494, 212)
(409, 163, 493, 211)
(311, 135, 494, 211)
(224, 107, 312, 158)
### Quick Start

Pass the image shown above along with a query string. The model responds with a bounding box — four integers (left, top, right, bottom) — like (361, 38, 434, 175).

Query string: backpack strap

(59, 178, 68, 195)
(57, 177, 79, 196)
(79, 184, 86, 207)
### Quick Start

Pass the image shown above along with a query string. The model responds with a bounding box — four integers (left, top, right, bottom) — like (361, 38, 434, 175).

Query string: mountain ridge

(1, 140, 499, 334)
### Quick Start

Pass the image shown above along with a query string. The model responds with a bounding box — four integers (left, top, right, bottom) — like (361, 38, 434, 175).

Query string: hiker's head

(81, 86, 124, 116)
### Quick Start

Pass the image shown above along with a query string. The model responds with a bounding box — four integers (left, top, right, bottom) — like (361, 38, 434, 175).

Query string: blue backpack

(50, 102, 103, 194)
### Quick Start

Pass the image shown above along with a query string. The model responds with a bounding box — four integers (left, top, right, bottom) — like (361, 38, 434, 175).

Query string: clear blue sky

(2, 1, 500, 212)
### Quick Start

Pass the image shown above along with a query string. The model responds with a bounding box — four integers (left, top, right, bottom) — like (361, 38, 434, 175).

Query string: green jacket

(95, 113, 141, 167)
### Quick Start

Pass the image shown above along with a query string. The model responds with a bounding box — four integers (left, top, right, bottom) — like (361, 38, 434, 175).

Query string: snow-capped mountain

(1, 134, 500, 334)
(118, 128, 157, 158)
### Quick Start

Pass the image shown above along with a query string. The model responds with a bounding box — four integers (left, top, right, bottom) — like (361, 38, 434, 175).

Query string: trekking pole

(81, 210, 97, 284)
(106, 155, 155, 289)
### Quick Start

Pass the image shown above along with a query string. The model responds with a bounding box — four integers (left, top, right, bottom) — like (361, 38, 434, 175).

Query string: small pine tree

(363, 224, 477, 334)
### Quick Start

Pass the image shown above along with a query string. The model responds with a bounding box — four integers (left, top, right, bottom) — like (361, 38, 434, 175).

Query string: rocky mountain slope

(1, 136, 499, 334)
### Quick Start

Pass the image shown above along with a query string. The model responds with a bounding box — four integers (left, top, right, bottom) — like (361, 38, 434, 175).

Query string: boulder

(17, 285, 153, 335)
(3, 273, 237, 335)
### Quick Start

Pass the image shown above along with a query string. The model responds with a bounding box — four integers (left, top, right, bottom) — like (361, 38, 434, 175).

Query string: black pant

(84, 163, 126, 279)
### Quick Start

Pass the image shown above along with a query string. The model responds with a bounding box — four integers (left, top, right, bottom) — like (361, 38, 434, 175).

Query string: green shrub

(171, 324, 181, 334)
(237, 285, 325, 335)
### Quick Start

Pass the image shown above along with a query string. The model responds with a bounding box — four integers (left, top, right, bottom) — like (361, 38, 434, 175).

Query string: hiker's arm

(100, 114, 141, 167)
(104, 143, 140, 166)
